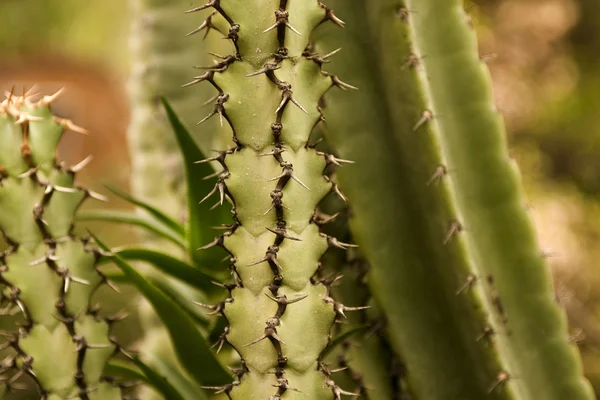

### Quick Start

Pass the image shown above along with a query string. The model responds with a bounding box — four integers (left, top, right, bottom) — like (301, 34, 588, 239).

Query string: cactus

(0, 92, 121, 399)
(317, 0, 595, 399)
(5, 0, 594, 399)
(174, 1, 360, 397)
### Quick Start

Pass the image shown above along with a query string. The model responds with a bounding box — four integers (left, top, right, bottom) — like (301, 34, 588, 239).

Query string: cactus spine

(319, 0, 594, 399)
(186, 1, 355, 397)
(0, 92, 120, 399)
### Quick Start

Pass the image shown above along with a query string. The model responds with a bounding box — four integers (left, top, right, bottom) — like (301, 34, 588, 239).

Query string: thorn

(325, 73, 358, 90)
(320, 4, 346, 27)
(187, 11, 217, 38)
(246, 62, 281, 77)
(69, 155, 93, 173)
(275, 87, 308, 114)
(185, 1, 217, 13)
(40, 87, 65, 106)
(456, 274, 478, 295)
(489, 371, 510, 394)
(413, 110, 433, 131)
(322, 234, 358, 250)
(443, 220, 463, 245)
(86, 190, 109, 202)
(192, 301, 226, 316)
(54, 116, 88, 134)
(427, 165, 447, 185)
(198, 235, 225, 251)
(266, 226, 301, 241)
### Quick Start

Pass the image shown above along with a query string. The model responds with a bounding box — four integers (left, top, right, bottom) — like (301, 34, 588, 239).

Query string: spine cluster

(0, 92, 123, 399)
(186, 1, 358, 398)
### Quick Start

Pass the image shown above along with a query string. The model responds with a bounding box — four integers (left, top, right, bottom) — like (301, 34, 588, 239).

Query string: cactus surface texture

(317, 1, 595, 399)
(0, 93, 121, 399)
(184, 1, 357, 398)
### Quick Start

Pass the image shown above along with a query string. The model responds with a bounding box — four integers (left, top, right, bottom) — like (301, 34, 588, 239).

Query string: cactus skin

(0, 93, 120, 399)
(318, 1, 594, 399)
(185, 1, 356, 398)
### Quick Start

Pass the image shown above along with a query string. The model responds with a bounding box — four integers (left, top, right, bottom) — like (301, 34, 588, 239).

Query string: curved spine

(0, 92, 121, 399)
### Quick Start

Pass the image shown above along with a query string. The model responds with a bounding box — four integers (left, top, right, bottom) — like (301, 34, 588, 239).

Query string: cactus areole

(186, 1, 357, 398)
(0, 93, 121, 399)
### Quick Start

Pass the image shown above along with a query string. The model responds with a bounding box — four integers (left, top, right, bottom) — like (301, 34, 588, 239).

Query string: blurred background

(1, 0, 599, 396)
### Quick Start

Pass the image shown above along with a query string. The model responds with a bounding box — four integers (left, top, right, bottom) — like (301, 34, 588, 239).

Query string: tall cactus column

(0, 93, 121, 399)
(187, 1, 355, 398)
(318, 0, 595, 399)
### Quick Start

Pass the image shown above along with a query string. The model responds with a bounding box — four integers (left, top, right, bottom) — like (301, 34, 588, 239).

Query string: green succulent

(1, 1, 595, 399)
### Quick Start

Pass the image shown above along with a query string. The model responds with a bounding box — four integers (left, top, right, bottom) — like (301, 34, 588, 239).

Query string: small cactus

(0, 92, 121, 399)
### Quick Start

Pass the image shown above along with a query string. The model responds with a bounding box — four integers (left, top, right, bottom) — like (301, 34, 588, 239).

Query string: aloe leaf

(104, 184, 185, 236)
(105, 248, 223, 296)
(78, 210, 185, 249)
(162, 98, 230, 269)
(92, 234, 232, 387)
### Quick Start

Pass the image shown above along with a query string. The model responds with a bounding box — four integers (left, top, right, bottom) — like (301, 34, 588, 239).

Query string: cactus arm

(0, 94, 121, 399)
(403, 1, 594, 398)
(318, 0, 594, 399)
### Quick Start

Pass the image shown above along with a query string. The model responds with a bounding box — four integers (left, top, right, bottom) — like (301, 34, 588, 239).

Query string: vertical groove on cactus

(317, 0, 594, 399)
(0, 93, 122, 399)
(186, 1, 357, 398)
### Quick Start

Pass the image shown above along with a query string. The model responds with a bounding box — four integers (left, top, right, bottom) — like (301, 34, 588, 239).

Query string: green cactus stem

(317, 1, 594, 399)
(0, 92, 121, 399)
(184, 0, 360, 398)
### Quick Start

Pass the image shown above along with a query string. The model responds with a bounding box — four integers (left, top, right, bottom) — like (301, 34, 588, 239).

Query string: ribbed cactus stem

(0, 92, 121, 399)
(186, 1, 356, 397)
(318, 0, 594, 399)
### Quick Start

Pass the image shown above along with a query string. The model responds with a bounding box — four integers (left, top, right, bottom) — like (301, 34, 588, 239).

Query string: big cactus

(0, 92, 121, 399)
(316, 0, 595, 399)
(181, 0, 358, 398)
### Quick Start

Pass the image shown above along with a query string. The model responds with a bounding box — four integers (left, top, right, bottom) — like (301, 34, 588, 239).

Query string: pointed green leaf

(106, 248, 223, 296)
(142, 354, 209, 400)
(162, 98, 230, 269)
(104, 360, 149, 384)
(92, 234, 232, 387)
(78, 210, 185, 249)
(130, 357, 187, 400)
(104, 184, 185, 237)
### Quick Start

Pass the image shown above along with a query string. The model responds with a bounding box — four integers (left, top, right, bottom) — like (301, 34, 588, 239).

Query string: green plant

(0, 92, 120, 399)
(1, 0, 596, 399)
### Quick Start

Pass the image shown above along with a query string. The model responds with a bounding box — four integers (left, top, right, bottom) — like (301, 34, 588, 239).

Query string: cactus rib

(0, 92, 121, 399)
(187, 1, 356, 398)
